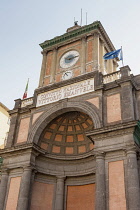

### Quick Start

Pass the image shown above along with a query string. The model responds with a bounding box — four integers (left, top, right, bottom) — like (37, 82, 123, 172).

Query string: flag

(23, 79, 29, 99)
(103, 48, 122, 60)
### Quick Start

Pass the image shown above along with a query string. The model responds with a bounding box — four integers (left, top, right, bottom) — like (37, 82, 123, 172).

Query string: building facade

(0, 103, 9, 149)
(0, 21, 140, 210)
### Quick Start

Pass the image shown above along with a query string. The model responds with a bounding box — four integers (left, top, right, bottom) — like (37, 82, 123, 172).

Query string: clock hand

(65, 55, 79, 61)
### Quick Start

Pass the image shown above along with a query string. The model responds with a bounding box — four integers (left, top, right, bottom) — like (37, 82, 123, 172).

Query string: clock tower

(38, 21, 117, 87)
(1, 21, 140, 210)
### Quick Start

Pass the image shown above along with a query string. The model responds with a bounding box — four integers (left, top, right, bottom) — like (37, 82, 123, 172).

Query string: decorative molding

(95, 152, 105, 159)
(0, 143, 45, 157)
(40, 21, 100, 49)
(35, 71, 97, 95)
(28, 101, 102, 147)
(40, 21, 115, 52)
(86, 121, 137, 141)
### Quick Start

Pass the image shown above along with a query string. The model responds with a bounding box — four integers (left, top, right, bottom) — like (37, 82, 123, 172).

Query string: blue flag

(103, 49, 122, 60)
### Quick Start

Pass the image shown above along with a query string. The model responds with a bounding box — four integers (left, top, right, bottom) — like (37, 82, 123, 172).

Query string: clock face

(62, 71, 73, 80)
(60, 50, 79, 68)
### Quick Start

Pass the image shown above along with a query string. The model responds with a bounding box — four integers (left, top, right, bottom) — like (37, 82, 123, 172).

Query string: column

(93, 32, 100, 71)
(54, 176, 65, 210)
(0, 169, 9, 210)
(108, 59, 113, 73)
(28, 169, 37, 209)
(99, 40, 105, 74)
(121, 82, 134, 122)
(81, 36, 87, 74)
(6, 112, 18, 148)
(95, 153, 106, 210)
(38, 51, 47, 87)
(113, 61, 118, 72)
(126, 149, 140, 210)
(50, 48, 57, 83)
(17, 166, 32, 210)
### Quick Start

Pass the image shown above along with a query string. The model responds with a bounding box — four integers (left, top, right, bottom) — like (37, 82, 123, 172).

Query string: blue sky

(0, 0, 140, 109)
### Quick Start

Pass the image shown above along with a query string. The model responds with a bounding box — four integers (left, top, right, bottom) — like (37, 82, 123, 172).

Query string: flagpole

(121, 46, 124, 67)
(23, 78, 29, 99)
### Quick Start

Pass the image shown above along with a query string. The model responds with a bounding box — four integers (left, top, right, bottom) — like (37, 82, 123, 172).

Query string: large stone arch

(28, 100, 102, 144)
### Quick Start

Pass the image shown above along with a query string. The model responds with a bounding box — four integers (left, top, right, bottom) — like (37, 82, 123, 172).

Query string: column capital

(52, 47, 58, 51)
(41, 50, 47, 55)
(93, 31, 100, 37)
(81, 35, 87, 41)
(23, 165, 35, 172)
(1, 168, 9, 175)
(56, 176, 66, 181)
(100, 38, 105, 45)
(95, 152, 105, 159)
(125, 146, 137, 155)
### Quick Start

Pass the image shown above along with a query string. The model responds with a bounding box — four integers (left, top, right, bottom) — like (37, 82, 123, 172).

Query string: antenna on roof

(74, 17, 75, 24)
(80, 8, 82, 26)
(86, 12, 87, 25)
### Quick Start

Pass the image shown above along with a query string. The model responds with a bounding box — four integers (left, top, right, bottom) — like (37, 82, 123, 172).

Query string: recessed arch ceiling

(39, 111, 94, 156)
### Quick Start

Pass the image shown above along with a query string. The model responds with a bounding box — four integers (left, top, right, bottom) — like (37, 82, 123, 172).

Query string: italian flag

(23, 78, 29, 99)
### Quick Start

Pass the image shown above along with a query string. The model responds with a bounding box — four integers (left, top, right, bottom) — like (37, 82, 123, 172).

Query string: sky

(0, 0, 140, 109)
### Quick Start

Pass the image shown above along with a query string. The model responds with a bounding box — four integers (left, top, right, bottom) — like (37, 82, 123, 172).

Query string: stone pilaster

(0, 169, 9, 210)
(50, 48, 57, 83)
(38, 51, 47, 87)
(120, 65, 131, 78)
(93, 32, 100, 71)
(106, 59, 110, 74)
(5, 111, 19, 148)
(81, 36, 87, 74)
(28, 169, 37, 209)
(17, 166, 32, 210)
(54, 176, 65, 210)
(108, 59, 113, 73)
(95, 153, 106, 210)
(126, 149, 140, 210)
(99, 40, 105, 74)
(113, 61, 118, 72)
(120, 81, 135, 122)
(14, 99, 21, 109)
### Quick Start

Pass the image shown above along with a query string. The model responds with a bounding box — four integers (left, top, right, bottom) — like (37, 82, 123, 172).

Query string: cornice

(98, 23, 115, 51)
(40, 21, 100, 50)
(35, 71, 98, 95)
(86, 121, 137, 141)
(40, 21, 115, 52)
(0, 143, 45, 157)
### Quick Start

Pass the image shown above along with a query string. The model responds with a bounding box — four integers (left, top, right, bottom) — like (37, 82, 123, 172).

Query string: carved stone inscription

(36, 78, 94, 107)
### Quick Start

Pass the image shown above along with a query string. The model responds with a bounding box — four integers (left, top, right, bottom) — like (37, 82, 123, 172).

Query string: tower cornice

(40, 21, 115, 52)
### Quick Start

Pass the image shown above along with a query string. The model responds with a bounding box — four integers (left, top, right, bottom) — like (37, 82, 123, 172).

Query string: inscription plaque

(36, 78, 94, 107)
